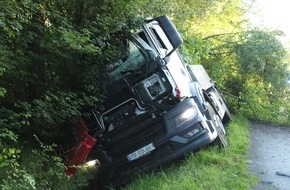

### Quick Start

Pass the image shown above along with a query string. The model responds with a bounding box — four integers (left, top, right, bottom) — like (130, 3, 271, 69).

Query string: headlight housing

(175, 107, 198, 128)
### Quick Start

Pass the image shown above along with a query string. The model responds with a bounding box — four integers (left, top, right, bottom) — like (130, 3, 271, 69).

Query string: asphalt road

(248, 122, 290, 190)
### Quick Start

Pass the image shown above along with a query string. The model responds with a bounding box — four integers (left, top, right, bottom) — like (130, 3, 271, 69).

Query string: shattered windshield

(107, 41, 146, 82)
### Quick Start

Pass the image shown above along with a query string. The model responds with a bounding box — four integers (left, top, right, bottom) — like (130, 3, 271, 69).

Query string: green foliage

(56, 167, 97, 190)
(19, 139, 68, 190)
(180, 35, 212, 65)
(235, 76, 290, 125)
(0, 132, 97, 190)
(194, 19, 289, 125)
(1, 167, 36, 190)
(235, 30, 288, 90)
(228, 30, 289, 124)
(1, 138, 96, 190)
(0, 0, 101, 188)
(0, 68, 5, 97)
(0, 137, 20, 170)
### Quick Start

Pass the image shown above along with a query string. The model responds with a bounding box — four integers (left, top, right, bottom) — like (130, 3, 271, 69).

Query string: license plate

(127, 143, 155, 161)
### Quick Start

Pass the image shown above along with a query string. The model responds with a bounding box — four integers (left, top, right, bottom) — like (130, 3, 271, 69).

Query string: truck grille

(105, 118, 166, 158)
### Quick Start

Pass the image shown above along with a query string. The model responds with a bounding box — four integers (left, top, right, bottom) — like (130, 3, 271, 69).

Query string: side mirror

(154, 16, 183, 51)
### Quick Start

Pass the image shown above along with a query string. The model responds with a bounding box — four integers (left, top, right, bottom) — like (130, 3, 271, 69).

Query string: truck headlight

(175, 107, 198, 128)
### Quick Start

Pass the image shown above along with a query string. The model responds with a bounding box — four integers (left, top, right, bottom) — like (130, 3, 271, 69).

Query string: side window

(150, 27, 167, 50)
(149, 24, 173, 57)
(138, 31, 150, 45)
(139, 21, 174, 57)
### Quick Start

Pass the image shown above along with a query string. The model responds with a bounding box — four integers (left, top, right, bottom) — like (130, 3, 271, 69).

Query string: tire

(212, 114, 228, 148)
(218, 92, 232, 125)
(207, 103, 228, 148)
(205, 87, 232, 125)
(213, 87, 232, 125)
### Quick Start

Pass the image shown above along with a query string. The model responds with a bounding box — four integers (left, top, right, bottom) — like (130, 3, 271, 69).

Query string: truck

(65, 15, 231, 189)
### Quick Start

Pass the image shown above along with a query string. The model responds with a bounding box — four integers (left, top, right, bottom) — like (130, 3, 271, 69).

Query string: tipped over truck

(65, 15, 231, 189)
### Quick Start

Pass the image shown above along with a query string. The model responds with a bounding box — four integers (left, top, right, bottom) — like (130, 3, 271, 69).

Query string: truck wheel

(207, 104, 228, 148)
(214, 87, 232, 124)
(203, 87, 232, 125)
(212, 114, 228, 148)
(218, 93, 232, 125)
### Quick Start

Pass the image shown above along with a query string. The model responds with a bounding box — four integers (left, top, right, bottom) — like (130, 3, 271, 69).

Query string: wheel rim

(214, 114, 226, 135)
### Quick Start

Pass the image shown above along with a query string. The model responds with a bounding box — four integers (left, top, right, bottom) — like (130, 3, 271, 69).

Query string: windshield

(107, 41, 146, 82)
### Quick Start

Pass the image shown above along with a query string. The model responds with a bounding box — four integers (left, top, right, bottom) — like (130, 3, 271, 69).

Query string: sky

(246, 0, 290, 43)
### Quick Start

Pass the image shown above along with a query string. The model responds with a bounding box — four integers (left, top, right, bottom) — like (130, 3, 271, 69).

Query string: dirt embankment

(248, 122, 290, 190)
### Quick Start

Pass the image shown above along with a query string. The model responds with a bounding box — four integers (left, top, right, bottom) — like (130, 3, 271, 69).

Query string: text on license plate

(127, 143, 155, 162)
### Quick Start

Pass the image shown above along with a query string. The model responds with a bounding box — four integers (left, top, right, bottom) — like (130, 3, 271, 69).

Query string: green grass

(123, 115, 258, 190)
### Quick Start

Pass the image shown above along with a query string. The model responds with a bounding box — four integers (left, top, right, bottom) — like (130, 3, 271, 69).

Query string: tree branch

(203, 32, 243, 40)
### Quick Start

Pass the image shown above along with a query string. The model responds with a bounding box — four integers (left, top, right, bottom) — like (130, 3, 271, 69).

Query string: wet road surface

(248, 122, 290, 190)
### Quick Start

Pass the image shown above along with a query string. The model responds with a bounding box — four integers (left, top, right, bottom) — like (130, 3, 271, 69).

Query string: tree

(235, 30, 288, 91)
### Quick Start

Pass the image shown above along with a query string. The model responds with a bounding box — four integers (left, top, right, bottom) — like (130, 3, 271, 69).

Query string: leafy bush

(1, 137, 97, 190)
(221, 74, 290, 125)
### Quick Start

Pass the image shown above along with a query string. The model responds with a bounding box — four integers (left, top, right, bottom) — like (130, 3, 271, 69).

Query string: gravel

(248, 122, 290, 190)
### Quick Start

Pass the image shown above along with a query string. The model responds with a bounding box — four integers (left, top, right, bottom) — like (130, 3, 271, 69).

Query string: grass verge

(123, 115, 258, 190)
